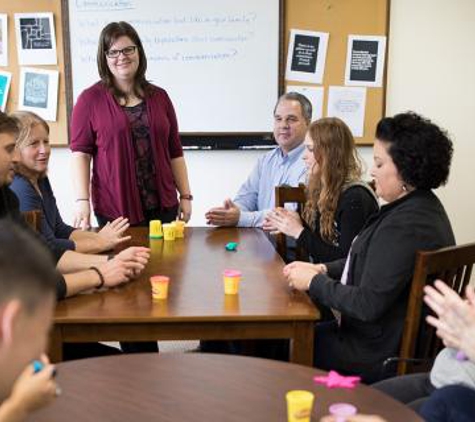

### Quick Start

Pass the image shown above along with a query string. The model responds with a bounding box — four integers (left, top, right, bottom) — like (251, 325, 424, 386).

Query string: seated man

(206, 92, 311, 227)
(0, 222, 59, 421)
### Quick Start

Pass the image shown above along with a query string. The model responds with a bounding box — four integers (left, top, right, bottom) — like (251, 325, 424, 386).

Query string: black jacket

(296, 184, 378, 263)
(0, 185, 67, 299)
(309, 189, 455, 373)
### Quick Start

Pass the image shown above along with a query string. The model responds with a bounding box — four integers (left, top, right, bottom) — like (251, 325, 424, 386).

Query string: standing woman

(71, 21, 192, 230)
(264, 117, 378, 263)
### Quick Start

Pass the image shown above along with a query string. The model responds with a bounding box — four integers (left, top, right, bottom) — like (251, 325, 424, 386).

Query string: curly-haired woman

(284, 112, 456, 382)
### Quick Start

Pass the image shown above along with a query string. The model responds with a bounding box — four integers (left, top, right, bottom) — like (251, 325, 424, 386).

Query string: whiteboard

(67, 0, 281, 133)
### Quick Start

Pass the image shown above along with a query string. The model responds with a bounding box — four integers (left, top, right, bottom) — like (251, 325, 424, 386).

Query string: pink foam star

(313, 370, 361, 389)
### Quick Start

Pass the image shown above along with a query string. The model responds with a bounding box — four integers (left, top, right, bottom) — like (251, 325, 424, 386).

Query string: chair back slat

(274, 185, 306, 262)
(397, 242, 475, 375)
(21, 210, 42, 232)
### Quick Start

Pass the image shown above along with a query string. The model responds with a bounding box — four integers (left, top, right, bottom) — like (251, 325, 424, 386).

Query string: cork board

(1, 0, 68, 146)
(285, 0, 390, 145)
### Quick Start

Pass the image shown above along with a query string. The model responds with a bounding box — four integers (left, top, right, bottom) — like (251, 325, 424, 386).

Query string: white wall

(49, 0, 475, 243)
(385, 0, 475, 243)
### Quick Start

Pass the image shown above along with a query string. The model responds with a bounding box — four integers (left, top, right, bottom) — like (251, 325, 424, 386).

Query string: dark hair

(0, 222, 58, 312)
(274, 92, 313, 124)
(0, 111, 19, 137)
(376, 112, 453, 189)
(97, 21, 152, 102)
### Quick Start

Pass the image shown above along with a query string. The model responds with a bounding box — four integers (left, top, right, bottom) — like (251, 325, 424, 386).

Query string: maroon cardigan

(70, 82, 183, 224)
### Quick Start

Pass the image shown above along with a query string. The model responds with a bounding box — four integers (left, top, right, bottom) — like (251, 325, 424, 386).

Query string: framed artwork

(19, 67, 59, 121)
(15, 12, 57, 65)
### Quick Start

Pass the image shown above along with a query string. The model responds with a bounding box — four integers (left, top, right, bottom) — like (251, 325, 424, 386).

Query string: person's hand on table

(283, 261, 327, 291)
(205, 198, 240, 227)
(178, 198, 192, 222)
(97, 217, 131, 249)
(73, 200, 91, 230)
(424, 279, 475, 361)
(263, 207, 304, 238)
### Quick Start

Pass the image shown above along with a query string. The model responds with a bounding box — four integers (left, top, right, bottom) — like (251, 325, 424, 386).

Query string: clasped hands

(283, 261, 327, 291)
(263, 207, 304, 239)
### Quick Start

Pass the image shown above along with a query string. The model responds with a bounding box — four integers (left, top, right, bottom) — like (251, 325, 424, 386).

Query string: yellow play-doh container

(286, 390, 314, 422)
(150, 275, 170, 300)
(162, 223, 176, 241)
(172, 220, 186, 238)
(149, 220, 163, 239)
(223, 269, 242, 295)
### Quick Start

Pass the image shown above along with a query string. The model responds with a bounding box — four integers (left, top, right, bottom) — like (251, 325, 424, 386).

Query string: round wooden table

(31, 354, 422, 421)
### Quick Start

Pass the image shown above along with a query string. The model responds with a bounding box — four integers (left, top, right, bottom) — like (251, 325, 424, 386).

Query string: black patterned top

(123, 102, 160, 211)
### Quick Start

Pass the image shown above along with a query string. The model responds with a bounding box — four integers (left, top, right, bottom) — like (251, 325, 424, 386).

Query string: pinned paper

(313, 370, 361, 389)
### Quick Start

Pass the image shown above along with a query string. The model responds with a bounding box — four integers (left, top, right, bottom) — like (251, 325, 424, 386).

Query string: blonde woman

(264, 117, 378, 263)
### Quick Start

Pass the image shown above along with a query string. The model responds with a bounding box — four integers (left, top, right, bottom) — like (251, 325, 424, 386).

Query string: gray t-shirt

(430, 347, 475, 389)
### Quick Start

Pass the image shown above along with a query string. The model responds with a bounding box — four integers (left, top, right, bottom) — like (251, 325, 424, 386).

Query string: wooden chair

(274, 184, 306, 262)
(21, 210, 42, 232)
(384, 242, 475, 376)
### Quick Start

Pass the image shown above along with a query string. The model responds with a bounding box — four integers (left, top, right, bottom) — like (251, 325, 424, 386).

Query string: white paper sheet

(286, 85, 324, 122)
(0, 15, 8, 67)
(327, 86, 367, 137)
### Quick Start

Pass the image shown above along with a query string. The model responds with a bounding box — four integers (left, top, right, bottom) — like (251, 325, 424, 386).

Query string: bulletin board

(1, 0, 69, 146)
(2, 0, 389, 147)
(285, 0, 390, 145)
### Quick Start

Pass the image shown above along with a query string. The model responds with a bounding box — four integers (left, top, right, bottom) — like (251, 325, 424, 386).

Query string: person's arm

(10, 178, 76, 253)
(233, 158, 269, 227)
(170, 156, 192, 222)
(297, 187, 378, 262)
(307, 222, 417, 322)
(71, 152, 92, 230)
(61, 246, 150, 297)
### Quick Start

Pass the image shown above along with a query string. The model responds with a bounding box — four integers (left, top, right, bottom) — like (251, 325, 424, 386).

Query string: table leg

(290, 322, 314, 366)
(48, 325, 63, 363)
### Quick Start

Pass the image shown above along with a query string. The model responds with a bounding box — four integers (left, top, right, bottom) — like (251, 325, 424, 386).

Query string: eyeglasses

(106, 45, 137, 59)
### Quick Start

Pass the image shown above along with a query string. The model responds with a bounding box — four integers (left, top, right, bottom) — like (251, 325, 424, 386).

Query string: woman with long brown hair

(264, 117, 378, 263)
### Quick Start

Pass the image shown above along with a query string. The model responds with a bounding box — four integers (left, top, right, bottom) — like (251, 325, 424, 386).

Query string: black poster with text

(290, 34, 320, 73)
(349, 40, 378, 82)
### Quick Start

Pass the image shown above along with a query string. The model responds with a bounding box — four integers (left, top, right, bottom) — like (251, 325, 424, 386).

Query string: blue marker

(32, 360, 44, 373)
(32, 360, 57, 378)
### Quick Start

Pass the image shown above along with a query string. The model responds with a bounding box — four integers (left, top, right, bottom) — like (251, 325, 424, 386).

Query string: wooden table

(31, 354, 423, 422)
(50, 227, 319, 365)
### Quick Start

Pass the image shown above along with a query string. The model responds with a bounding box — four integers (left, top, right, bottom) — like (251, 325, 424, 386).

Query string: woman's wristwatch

(180, 194, 193, 200)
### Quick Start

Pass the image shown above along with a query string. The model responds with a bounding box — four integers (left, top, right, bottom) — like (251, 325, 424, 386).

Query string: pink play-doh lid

(150, 275, 170, 284)
(328, 403, 357, 417)
(223, 270, 242, 278)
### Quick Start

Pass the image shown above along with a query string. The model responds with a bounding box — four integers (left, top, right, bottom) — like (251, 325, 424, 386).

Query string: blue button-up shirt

(235, 144, 307, 227)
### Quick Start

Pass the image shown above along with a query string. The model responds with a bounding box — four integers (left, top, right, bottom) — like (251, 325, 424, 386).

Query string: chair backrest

(22, 210, 42, 232)
(397, 242, 475, 375)
(274, 184, 306, 261)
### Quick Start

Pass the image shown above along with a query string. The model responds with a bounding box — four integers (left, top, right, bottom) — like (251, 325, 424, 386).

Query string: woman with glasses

(70, 21, 192, 231)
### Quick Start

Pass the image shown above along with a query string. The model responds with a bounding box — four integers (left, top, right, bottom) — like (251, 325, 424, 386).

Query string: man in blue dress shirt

(205, 92, 311, 227)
